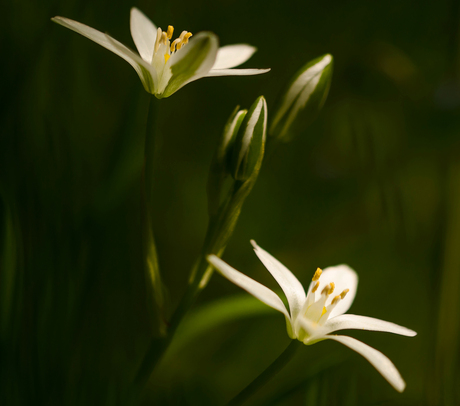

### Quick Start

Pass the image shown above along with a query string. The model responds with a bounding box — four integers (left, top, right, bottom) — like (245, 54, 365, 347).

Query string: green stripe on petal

(160, 32, 218, 98)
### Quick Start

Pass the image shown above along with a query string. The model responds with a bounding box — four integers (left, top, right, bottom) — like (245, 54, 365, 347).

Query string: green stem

(135, 115, 266, 389)
(228, 340, 303, 406)
(130, 96, 165, 401)
(144, 97, 158, 210)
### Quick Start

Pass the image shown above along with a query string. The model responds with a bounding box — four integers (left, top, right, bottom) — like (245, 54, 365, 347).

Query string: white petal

(105, 35, 157, 92)
(207, 255, 291, 321)
(323, 315, 417, 337)
(130, 8, 157, 63)
(212, 44, 257, 69)
(325, 335, 406, 392)
(307, 264, 358, 318)
(51, 17, 155, 93)
(205, 68, 270, 77)
(250, 241, 306, 320)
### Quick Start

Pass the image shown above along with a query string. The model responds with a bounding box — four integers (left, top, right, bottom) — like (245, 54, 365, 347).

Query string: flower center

(154, 25, 193, 64)
(304, 268, 349, 324)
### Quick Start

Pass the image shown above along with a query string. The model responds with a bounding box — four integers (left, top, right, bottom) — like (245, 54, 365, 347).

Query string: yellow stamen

(177, 31, 193, 49)
(312, 268, 322, 281)
(154, 27, 163, 52)
(340, 289, 349, 299)
(164, 54, 170, 63)
(170, 39, 179, 53)
(311, 281, 320, 293)
(166, 25, 174, 39)
(321, 306, 327, 317)
(331, 295, 341, 305)
(321, 283, 334, 296)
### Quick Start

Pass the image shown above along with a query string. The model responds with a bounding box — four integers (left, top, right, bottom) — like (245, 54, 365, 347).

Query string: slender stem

(141, 96, 164, 313)
(228, 340, 303, 406)
(133, 97, 165, 392)
(144, 97, 158, 210)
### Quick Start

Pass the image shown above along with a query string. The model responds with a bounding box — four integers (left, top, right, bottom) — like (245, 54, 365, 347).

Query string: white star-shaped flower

(208, 240, 416, 392)
(52, 8, 270, 98)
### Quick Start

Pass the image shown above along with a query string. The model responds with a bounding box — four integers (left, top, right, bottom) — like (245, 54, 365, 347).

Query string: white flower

(52, 8, 270, 98)
(207, 240, 417, 392)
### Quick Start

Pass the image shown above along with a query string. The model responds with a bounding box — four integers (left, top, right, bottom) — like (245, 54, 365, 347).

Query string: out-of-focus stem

(228, 340, 303, 406)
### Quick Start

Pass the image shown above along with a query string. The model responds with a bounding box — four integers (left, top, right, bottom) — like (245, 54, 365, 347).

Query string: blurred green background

(1, 0, 460, 404)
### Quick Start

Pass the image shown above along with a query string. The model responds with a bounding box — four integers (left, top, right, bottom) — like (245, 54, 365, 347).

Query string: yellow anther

(312, 268, 322, 281)
(321, 283, 333, 296)
(340, 289, 349, 299)
(166, 25, 174, 39)
(331, 295, 341, 305)
(164, 53, 170, 63)
(321, 306, 327, 317)
(330, 282, 335, 294)
(311, 281, 320, 293)
(177, 31, 192, 49)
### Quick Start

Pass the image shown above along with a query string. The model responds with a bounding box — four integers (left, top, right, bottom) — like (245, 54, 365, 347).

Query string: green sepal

(230, 96, 267, 181)
(160, 32, 218, 98)
(269, 54, 333, 142)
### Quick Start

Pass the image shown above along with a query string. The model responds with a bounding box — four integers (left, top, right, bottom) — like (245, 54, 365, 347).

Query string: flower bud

(269, 54, 333, 142)
(207, 107, 247, 215)
(230, 96, 267, 181)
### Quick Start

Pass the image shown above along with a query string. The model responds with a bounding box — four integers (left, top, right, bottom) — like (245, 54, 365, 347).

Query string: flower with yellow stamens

(207, 240, 417, 392)
(51, 8, 270, 98)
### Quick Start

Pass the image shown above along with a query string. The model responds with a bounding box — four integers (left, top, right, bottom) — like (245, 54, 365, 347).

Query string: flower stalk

(228, 340, 303, 406)
(141, 97, 165, 336)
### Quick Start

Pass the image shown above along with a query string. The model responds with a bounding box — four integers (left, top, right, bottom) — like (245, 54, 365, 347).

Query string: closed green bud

(269, 54, 333, 142)
(217, 106, 248, 174)
(230, 96, 267, 181)
(207, 106, 247, 216)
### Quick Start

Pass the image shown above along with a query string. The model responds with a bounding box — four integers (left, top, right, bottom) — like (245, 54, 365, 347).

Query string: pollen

(164, 54, 170, 63)
(166, 25, 174, 40)
(311, 281, 320, 293)
(340, 289, 349, 299)
(321, 306, 327, 317)
(312, 268, 322, 281)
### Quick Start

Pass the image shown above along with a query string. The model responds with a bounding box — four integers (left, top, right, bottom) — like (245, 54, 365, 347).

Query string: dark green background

(1, 0, 459, 404)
